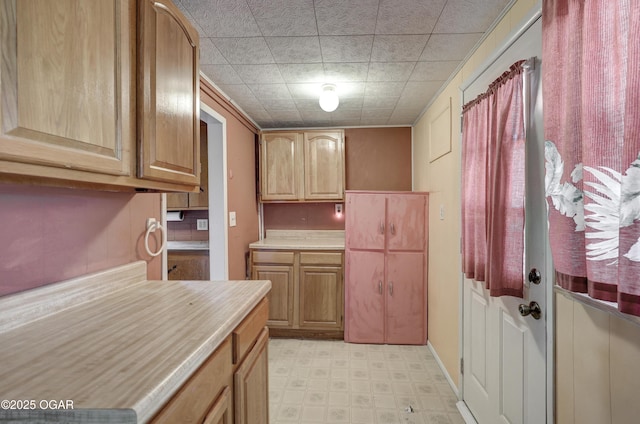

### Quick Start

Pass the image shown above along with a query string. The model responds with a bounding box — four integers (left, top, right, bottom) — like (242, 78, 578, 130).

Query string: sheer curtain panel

(543, 0, 640, 315)
(462, 61, 527, 298)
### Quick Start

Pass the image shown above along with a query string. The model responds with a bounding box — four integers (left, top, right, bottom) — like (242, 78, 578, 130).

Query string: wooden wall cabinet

(251, 249, 344, 338)
(152, 299, 269, 424)
(0, 0, 201, 193)
(260, 130, 344, 202)
(345, 191, 429, 345)
(168, 251, 210, 280)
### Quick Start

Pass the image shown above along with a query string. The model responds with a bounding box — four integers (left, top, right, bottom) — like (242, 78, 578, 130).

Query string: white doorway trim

(200, 102, 229, 280)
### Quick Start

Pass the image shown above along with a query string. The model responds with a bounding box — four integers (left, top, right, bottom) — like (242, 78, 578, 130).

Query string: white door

(461, 16, 549, 424)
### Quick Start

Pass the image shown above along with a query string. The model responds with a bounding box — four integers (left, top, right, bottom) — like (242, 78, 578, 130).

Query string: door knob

(528, 268, 541, 285)
(518, 301, 542, 320)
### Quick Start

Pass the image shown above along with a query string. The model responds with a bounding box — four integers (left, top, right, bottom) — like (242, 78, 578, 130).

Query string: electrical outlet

(196, 219, 208, 231)
(335, 203, 343, 215)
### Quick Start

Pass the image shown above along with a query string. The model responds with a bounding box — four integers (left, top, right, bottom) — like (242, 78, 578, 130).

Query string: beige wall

(556, 293, 640, 424)
(412, 0, 539, 386)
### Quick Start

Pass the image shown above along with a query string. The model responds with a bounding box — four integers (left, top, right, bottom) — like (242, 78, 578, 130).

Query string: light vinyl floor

(268, 338, 465, 424)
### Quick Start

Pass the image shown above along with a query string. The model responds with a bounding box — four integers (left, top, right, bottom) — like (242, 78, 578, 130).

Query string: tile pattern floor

(268, 338, 465, 424)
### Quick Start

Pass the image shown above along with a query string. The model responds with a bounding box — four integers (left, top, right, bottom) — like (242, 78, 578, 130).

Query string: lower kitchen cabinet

(152, 298, 269, 424)
(250, 249, 344, 338)
(168, 251, 209, 280)
(234, 328, 269, 424)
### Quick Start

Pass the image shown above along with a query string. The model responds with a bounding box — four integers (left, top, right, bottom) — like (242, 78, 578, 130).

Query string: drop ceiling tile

(335, 82, 366, 98)
(398, 81, 442, 107)
(241, 106, 272, 121)
(295, 98, 324, 110)
(234, 64, 284, 84)
(200, 38, 228, 65)
(375, 0, 445, 34)
(367, 62, 416, 82)
(287, 83, 322, 99)
(332, 108, 362, 119)
(361, 108, 395, 120)
(434, 0, 511, 33)
(410, 61, 460, 81)
(331, 118, 363, 126)
(200, 65, 243, 85)
(364, 82, 406, 97)
(363, 96, 399, 109)
(212, 38, 275, 64)
(279, 64, 325, 83)
(320, 36, 374, 63)
(217, 84, 259, 102)
(174, 0, 207, 35)
(299, 109, 332, 120)
(249, 84, 293, 100)
(315, 0, 379, 35)
(266, 37, 323, 63)
(371, 35, 429, 62)
(260, 98, 298, 111)
(268, 109, 302, 120)
(360, 117, 390, 126)
(184, 0, 261, 37)
(247, 0, 317, 36)
(420, 33, 483, 61)
(338, 97, 365, 109)
(323, 63, 369, 82)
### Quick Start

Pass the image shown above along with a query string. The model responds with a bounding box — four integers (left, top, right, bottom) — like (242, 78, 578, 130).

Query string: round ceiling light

(319, 84, 339, 112)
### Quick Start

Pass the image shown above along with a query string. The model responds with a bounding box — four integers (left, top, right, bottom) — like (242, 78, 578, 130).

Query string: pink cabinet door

(387, 194, 426, 251)
(385, 252, 425, 345)
(346, 193, 386, 250)
(345, 250, 385, 343)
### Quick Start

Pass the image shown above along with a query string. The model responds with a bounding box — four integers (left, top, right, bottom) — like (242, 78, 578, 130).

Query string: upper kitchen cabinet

(260, 130, 344, 202)
(0, 0, 133, 178)
(260, 132, 302, 201)
(0, 0, 200, 192)
(138, 0, 200, 186)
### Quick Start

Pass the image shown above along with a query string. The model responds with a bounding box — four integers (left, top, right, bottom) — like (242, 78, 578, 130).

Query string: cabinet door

(0, 0, 133, 176)
(253, 265, 294, 328)
(346, 193, 386, 250)
(303, 131, 344, 200)
(387, 194, 426, 251)
(234, 328, 269, 424)
(138, 0, 200, 185)
(168, 251, 210, 280)
(299, 265, 343, 330)
(344, 250, 385, 343)
(203, 386, 232, 424)
(188, 122, 209, 208)
(386, 252, 425, 345)
(261, 132, 302, 200)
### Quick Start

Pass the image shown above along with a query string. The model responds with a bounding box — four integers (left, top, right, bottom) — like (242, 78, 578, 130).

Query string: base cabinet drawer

(151, 338, 232, 424)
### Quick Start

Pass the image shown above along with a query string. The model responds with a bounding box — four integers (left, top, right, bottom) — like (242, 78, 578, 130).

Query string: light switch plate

(229, 211, 237, 227)
(440, 205, 445, 220)
(196, 219, 208, 230)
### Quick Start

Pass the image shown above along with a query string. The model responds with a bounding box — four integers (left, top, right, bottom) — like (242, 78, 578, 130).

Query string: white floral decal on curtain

(545, 140, 640, 263)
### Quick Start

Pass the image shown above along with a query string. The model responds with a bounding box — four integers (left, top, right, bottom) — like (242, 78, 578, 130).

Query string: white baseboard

(426, 341, 459, 398)
(456, 401, 479, 424)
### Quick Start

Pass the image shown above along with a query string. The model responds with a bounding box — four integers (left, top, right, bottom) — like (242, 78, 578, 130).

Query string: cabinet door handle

(378, 280, 383, 294)
(389, 281, 393, 296)
(379, 222, 385, 234)
(390, 223, 396, 235)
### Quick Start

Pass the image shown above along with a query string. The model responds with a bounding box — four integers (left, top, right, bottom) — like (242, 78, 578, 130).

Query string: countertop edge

(135, 280, 271, 423)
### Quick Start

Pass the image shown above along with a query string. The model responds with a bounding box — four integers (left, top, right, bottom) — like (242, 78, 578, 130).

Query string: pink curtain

(543, 1, 640, 315)
(462, 62, 526, 298)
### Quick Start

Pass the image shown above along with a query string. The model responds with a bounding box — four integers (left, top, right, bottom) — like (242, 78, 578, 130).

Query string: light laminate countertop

(167, 240, 209, 250)
(249, 229, 345, 250)
(0, 261, 270, 423)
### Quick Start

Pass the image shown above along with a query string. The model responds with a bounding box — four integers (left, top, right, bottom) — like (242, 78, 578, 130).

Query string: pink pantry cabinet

(344, 191, 429, 345)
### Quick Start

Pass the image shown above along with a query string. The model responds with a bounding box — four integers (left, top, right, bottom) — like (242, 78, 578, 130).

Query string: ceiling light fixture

(319, 84, 339, 112)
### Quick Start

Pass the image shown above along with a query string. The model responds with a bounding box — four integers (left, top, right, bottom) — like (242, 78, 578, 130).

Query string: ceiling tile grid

(176, 0, 513, 128)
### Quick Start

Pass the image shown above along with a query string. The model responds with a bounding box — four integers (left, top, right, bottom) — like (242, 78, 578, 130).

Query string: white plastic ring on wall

(144, 220, 167, 257)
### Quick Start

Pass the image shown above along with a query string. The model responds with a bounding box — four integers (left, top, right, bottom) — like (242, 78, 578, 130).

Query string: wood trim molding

(199, 75, 259, 133)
